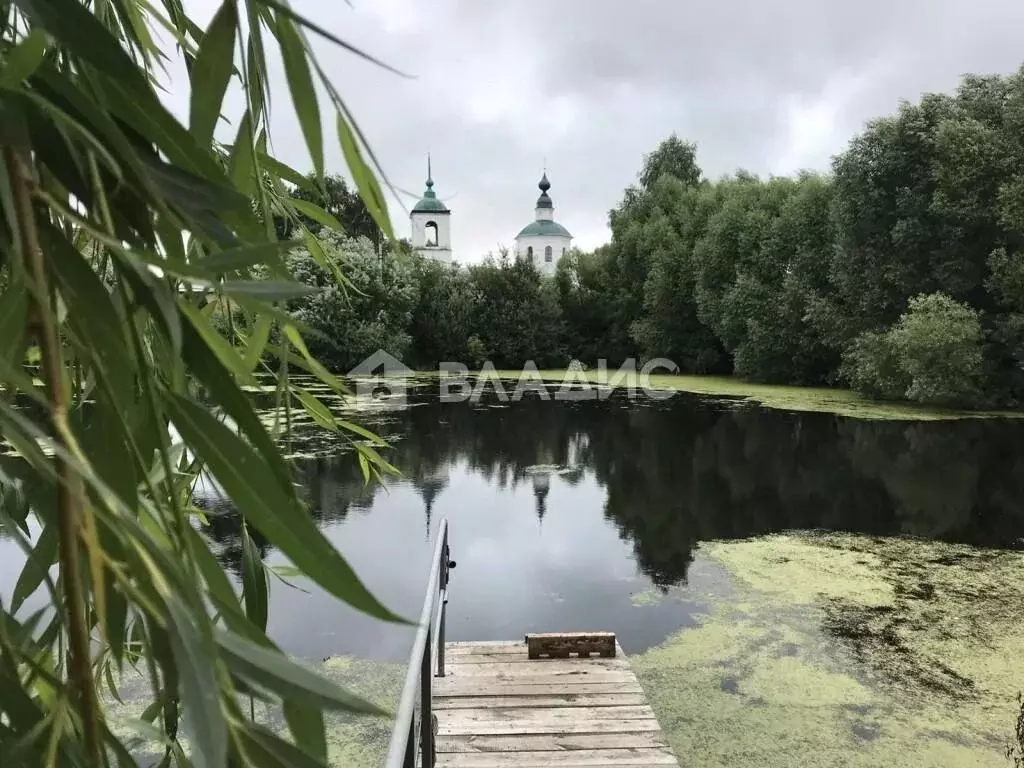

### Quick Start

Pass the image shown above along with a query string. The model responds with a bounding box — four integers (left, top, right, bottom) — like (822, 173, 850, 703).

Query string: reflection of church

(410, 159, 573, 275)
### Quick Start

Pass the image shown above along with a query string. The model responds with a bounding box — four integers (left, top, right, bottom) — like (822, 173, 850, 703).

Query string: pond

(3, 378, 1024, 766)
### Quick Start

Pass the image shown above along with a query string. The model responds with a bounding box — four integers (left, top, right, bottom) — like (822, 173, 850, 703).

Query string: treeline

(263, 66, 1024, 409)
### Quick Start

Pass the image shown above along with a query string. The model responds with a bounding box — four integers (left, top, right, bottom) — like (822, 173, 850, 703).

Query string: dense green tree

(555, 248, 628, 364)
(843, 293, 984, 406)
(407, 259, 477, 367)
(287, 233, 419, 371)
(467, 253, 566, 368)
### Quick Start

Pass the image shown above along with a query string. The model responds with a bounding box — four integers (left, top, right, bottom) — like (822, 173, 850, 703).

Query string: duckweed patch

(634, 533, 1024, 767)
(491, 370, 1024, 421)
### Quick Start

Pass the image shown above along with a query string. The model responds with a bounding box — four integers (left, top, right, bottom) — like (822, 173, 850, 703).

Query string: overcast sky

(173, 1, 1024, 262)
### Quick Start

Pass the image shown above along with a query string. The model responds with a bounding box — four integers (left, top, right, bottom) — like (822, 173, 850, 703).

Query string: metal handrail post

(384, 519, 454, 768)
(421, 624, 434, 767)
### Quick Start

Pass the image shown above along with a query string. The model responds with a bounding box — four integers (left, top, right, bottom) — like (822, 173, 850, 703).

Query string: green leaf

(162, 391, 404, 622)
(337, 113, 394, 240)
(42, 222, 134, 401)
(0, 276, 28, 366)
(10, 523, 57, 614)
(257, 0, 408, 77)
(283, 324, 348, 393)
(221, 279, 321, 301)
(277, 17, 323, 177)
(289, 198, 343, 232)
(180, 317, 293, 492)
(189, 0, 238, 144)
(0, 28, 48, 88)
(178, 297, 253, 381)
(258, 153, 314, 191)
(166, 598, 227, 768)
(282, 700, 327, 765)
(303, 228, 351, 290)
(243, 314, 272, 372)
(240, 523, 268, 633)
(293, 387, 338, 432)
(15, 0, 151, 101)
(201, 241, 295, 274)
(229, 110, 257, 196)
(337, 419, 389, 447)
(237, 723, 325, 768)
(216, 630, 386, 715)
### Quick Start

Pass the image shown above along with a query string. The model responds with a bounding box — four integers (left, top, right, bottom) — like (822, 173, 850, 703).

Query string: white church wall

(515, 235, 571, 277)
(411, 212, 453, 263)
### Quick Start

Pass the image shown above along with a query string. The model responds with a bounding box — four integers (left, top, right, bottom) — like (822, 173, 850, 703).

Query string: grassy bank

(484, 369, 1024, 421)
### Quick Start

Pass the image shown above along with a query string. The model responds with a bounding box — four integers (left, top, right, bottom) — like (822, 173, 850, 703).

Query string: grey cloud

(183, 0, 1024, 260)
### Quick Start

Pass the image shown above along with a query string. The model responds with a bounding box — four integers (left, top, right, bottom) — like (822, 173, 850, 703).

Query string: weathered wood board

(434, 640, 678, 767)
(526, 631, 616, 659)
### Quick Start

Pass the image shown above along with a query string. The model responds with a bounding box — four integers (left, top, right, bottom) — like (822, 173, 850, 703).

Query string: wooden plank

(441, 661, 630, 677)
(438, 706, 657, 725)
(437, 732, 669, 753)
(434, 681, 644, 698)
(436, 638, 678, 766)
(435, 693, 648, 710)
(448, 652, 630, 667)
(526, 632, 616, 660)
(437, 747, 678, 766)
(437, 720, 663, 737)
(447, 642, 522, 653)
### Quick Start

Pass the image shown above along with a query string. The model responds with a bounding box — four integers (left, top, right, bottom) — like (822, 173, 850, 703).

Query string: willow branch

(5, 146, 105, 766)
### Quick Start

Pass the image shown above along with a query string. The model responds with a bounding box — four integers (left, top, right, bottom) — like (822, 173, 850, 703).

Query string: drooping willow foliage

(0, 1, 405, 765)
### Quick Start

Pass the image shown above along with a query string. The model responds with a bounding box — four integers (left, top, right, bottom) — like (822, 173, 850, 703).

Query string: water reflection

(194, 384, 1024, 661)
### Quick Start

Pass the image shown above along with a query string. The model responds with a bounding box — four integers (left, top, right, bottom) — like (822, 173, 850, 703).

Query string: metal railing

(384, 518, 455, 768)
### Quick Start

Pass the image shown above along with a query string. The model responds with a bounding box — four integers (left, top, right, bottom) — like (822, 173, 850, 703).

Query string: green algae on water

(490, 369, 1024, 421)
(633, 533, 1024, 767)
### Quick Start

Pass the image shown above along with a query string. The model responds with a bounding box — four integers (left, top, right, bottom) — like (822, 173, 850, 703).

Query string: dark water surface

(199, 382, 1024, 663)
(4, 382, 1024, 664)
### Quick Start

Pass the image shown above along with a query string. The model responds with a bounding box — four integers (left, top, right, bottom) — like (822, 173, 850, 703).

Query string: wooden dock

(433, 637, 679, 767)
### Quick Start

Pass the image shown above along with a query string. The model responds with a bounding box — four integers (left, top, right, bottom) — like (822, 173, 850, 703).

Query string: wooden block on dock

(525, 632, 616, 660)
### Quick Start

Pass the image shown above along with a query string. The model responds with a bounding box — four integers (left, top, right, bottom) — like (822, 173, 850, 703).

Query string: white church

(410, 162, 572, 277)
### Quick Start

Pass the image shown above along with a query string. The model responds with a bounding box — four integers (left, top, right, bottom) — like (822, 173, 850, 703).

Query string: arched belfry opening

(425, 221, 438, 247)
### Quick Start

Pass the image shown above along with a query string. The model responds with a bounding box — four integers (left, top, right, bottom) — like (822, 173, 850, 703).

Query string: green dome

(517, 219, 572, 238)
(412, 194, 450, 213)
(412, 164, 450, 213)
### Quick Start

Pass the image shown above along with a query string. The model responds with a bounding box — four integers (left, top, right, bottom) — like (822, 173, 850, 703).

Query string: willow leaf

(10, 523, 57, 614)
(288, 198, 342, 231)
(338, 113, 394, 240)
(243, 314, 272, 372)
(166, 598, 226, 768)
(163, 391, 404, 622)
(201, 241, 294, 274)
(238, 723, 324, 768)
(15, 0, 151, 101)
(282, 700, 327, 765)
(0, 28, 48, 88)
(216, 630, 386, 715)
(240, 524, 268, 633)
(190, 0, 238, 145)
(221, 279, 321, 301)
(277, 16, 322, 177)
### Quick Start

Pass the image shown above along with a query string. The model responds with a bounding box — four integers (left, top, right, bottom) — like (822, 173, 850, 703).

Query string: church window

(425, 221, 438, 247)
(562, 247, 566, 256)
(527, 246, 534, 262)
(544, 246, 553, 262)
